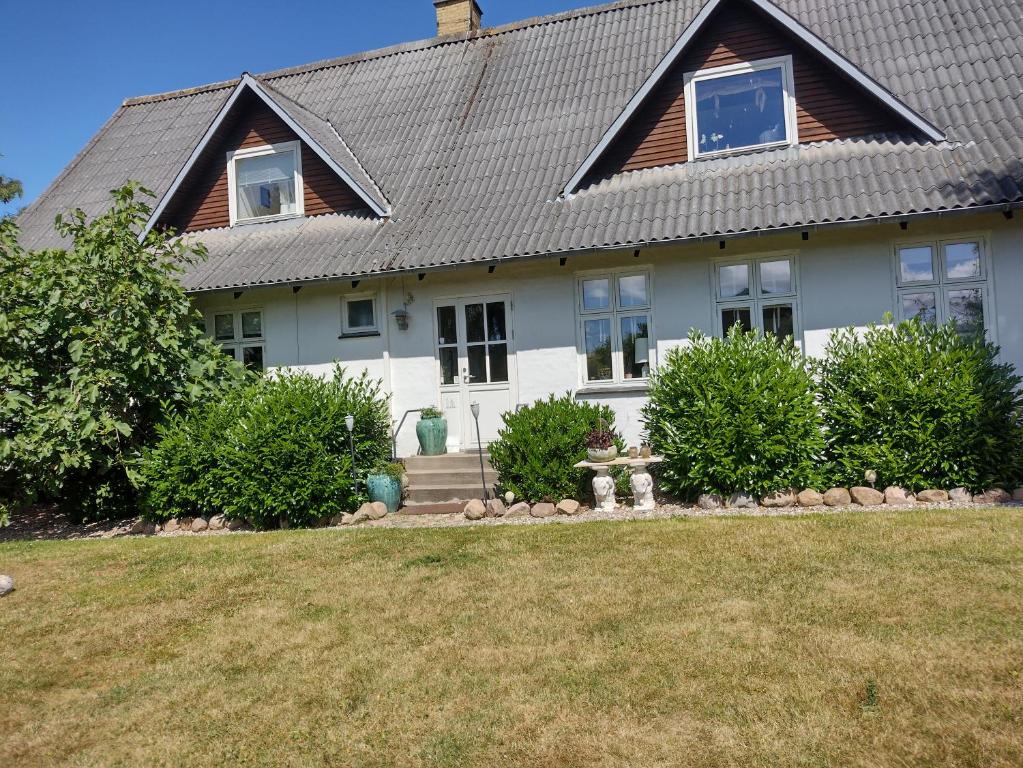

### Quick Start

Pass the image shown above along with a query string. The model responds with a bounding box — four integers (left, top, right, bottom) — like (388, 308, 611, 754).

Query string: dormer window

(685, 56, 797, 160)
(227, 140, 304, 225)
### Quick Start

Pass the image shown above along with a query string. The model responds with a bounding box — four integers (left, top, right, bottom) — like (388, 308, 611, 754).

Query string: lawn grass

(1, 508, 1022, 767)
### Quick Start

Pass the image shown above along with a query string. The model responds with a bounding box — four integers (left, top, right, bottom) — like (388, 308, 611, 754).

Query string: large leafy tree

(0, 183, 250, 521)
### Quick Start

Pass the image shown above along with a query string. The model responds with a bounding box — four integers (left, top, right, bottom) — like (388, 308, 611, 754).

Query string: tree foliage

(815, 319, 1023, 491)
(643, 327, 826, 499)
(138, 366, 391, 528)
(0, 184, 250, 521)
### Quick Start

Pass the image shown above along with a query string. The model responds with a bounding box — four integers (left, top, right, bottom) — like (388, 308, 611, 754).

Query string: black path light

(470, 401, 489, 501)
(345, 414, 358, 495)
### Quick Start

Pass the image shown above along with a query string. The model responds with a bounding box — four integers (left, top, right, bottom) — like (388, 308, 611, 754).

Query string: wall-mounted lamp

(392, 306, 410, 331)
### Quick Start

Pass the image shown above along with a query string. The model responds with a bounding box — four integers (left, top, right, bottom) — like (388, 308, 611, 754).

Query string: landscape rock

(697, 494, 723, 510)
(850, 486, 884, 506)
(556, 499, 582, 516)
(190, 517, 208, 532)
(949, 487, 973, 503)
(823, 488, 852, 507)
(530, 502, 557, 518)
(0, 575, 13, 597)
(486, 498, 507, 518)
(975, 488, 1011, 504)
(164, 518, 180, 533)
(760, 489, 796, 508)
(226, 518, 246, 531)
(463, 499, 487, 520)
(505, 501, 531, 518)
(329, 514, 344, 526)
(797, 489, 824, 507)
(367, 502, 389, 520)
(129, 519, 147, 535)
(340, 513, 356, 526)
(883, 486, 912, 505)
(142, 522, 158, 535)
(1014, 488, 1023, 502)
(351, 506, 372, 524)
(916, 489, 949, 503)
(727, 492, 758, 509)
(208, 515, 226, 531)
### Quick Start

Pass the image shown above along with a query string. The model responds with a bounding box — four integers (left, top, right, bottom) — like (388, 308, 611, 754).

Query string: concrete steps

(402, 452, 497, 510)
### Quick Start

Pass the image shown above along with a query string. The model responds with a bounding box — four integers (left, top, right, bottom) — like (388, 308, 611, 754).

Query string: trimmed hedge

(488, 394, 623, 503)
(139, 366, 390, 528)
(816, 319, 1023, 492)
(643, 327, 826, 499)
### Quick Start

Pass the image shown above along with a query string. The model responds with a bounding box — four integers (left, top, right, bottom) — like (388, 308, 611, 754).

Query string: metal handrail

(391, 408, 423, 460)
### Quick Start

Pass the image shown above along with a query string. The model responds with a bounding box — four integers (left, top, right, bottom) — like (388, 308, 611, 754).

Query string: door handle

(462, 367, 475, 382)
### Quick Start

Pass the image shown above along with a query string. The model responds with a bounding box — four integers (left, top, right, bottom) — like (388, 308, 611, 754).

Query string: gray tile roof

(16, 0, 1023, 291)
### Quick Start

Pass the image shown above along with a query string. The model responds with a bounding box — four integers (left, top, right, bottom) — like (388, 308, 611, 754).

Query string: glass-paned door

(435, 295, 514, 450)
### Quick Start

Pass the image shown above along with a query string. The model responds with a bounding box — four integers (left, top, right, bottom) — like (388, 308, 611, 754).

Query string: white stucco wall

(193, 212, 1023, 457)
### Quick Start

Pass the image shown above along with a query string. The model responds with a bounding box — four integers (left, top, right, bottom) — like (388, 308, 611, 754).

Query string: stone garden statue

(592, 468, 616, 512)
(630, 466, 655, 512)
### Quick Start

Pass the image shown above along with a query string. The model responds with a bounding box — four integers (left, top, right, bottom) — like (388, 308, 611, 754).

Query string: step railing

(391, 408, 422, 460)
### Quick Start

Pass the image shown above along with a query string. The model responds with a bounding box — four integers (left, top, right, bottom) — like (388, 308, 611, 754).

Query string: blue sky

(0, 0, 583, 216)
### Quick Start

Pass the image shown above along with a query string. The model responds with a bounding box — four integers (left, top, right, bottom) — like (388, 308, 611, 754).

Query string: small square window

(718, 264, 750, 299)
(759, 260, 792, 296)
(944, 242, 982, 280)
(343, 296, 377, 334)
(901, 292, 937, 324)
(686, 57, 796, 159)
(229, 141, 302, 225)
(617, 274, 649, 308)
(241, 311, 262, 339)
(897, 246, 935, 284)
(214, 313, 235, 341)
(581, 278, 610, 312)
(947, 288, 985, 336)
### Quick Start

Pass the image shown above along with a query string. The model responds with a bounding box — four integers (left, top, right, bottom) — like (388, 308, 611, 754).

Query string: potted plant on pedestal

(416, 406, 448, 456)
(585, 425, 618, 463)
(366, 461, 404, 514)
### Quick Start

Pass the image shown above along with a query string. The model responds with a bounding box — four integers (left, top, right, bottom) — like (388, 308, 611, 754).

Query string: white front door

(435, 295, 514, 450)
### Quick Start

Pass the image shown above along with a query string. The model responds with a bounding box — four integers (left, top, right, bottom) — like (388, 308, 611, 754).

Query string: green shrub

(139, 365, 391, 528)
(488, 394, 623, 502)
(419, 407, 443, 420)
(815, 319, 1023, 492)
(643, 327, 825, 499)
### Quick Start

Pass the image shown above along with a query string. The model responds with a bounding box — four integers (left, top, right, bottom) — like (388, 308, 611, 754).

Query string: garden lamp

(345, 414, 357, 494)
(470, 401, 488, 501)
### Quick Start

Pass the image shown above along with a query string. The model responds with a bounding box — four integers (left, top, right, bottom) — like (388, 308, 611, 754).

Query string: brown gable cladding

(159, 90, 370, 233)
(586, 0, 911, 184)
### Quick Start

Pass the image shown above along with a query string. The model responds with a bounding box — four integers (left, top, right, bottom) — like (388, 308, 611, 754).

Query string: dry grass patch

(1, 509, 1022, 767)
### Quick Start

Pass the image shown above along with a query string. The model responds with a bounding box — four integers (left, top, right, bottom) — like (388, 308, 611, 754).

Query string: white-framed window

(227, 140, 304, 225)
(684, 56, 798, 160)
(894, 237, 992, 337)
(341, 293, 379, 335)
(577, 270, 654, 384)
(211, 309, 265, 370)
(714, 254, 800, 341)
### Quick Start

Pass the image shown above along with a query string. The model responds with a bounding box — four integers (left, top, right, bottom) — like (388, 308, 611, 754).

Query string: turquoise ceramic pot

(416, 417, 448, 456)
(366, 474, 402, 514)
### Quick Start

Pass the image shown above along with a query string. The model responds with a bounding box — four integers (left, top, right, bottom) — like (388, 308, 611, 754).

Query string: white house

(17, 0, 1023, 458)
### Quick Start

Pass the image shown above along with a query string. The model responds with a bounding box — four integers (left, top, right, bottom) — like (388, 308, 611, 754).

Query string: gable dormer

(566, 0, 943, 192)
(148, 75, 388, 235)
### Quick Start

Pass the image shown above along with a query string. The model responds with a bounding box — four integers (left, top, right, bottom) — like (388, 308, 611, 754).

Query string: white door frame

(433, 292, 517, 450)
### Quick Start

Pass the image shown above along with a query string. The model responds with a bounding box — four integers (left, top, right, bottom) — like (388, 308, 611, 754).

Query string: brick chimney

(433, 0, 482, 36)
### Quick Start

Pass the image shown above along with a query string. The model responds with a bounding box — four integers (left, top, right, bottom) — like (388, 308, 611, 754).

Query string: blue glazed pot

(416, 417, 448, 456)
(367, 473, 402, 514)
